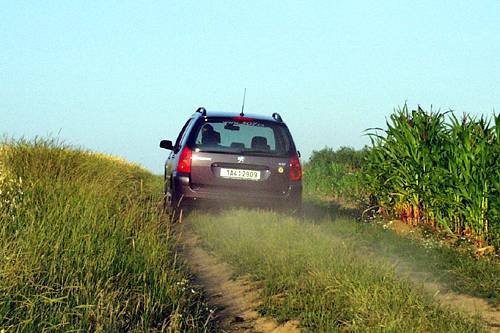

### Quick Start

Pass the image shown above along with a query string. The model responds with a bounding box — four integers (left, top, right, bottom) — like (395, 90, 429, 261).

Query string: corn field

(365, 105, 499, 247)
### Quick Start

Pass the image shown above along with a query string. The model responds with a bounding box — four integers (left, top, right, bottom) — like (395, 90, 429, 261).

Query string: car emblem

(237, 156, 245, 163)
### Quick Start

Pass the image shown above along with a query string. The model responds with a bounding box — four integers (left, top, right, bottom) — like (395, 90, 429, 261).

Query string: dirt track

(394, 258, 500, 332)
(177, 210, 499, 332)
(178, 222, 300, 332)
(385, 220, 500, 331)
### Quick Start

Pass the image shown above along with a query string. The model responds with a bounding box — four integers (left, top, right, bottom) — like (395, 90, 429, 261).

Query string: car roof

(192, 110, 283, 123)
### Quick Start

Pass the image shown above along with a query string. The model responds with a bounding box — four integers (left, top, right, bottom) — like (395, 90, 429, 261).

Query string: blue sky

(1, 1, 499, 173)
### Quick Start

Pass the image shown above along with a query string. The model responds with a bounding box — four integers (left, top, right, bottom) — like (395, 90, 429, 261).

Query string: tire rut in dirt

(178, 222, 300, 333)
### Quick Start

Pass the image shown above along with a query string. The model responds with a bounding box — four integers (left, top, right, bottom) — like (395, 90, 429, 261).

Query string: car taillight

(177, 147, 192, 173)
(289, 154, 302, 181)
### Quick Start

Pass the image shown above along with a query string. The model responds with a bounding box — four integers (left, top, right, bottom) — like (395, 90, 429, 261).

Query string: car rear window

(191, 118, 292, 156)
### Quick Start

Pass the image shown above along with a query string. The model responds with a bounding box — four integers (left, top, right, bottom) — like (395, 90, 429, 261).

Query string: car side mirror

(297, 150, 301, 158)
(159, 140, 174, 150)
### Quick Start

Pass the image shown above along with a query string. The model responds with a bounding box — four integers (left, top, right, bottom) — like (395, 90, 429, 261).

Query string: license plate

(220, 168, 261, 181)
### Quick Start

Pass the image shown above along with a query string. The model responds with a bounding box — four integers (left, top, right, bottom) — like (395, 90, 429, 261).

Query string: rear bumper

(173, 175, 302, 207)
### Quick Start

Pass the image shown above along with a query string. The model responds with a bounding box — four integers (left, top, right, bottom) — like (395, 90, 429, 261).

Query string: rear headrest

(251, 136, 269, 150)
(251, 136, 267, 146)
(230, 142, 245, 149)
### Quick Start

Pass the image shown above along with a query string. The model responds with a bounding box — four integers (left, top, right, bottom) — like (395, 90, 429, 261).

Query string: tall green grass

(365, 105, 499, 247)
(190, 209, 484, 332)
(0, 139, 211, 332)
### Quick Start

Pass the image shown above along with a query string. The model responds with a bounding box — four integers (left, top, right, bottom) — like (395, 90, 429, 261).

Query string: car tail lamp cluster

(289, 154, 302, 181)
(177, 147, 192, 173)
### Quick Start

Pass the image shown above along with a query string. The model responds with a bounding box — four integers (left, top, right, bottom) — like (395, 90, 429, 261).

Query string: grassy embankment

(0, 139, 211, 332)
(190, 209, 488, 332)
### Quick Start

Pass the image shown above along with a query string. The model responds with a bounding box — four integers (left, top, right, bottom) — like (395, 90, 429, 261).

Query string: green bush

(303, 147, 368, 204)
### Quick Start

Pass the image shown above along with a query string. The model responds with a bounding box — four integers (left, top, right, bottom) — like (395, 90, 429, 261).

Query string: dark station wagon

(159, 107, 302, 220)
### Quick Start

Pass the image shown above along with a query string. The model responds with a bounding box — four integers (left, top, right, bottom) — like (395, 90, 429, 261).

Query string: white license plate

(220, 168, 261, 181)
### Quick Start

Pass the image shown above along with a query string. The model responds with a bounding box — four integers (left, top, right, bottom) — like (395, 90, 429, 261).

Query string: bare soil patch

(382, 221, 500, 330)
(430, 282, 500, 332)
(389, 255, 500, 332)
(177, 221, 300, 333)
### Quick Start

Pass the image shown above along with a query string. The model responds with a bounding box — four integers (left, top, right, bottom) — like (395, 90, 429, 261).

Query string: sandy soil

(395, 263, 500, 332)
(387, 221, 500, 331)
(431, 282, 500, 331)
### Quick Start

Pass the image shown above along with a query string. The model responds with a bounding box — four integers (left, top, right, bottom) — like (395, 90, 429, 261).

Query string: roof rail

(196, 107, 207, 116)
(272, 112, 283, 122)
